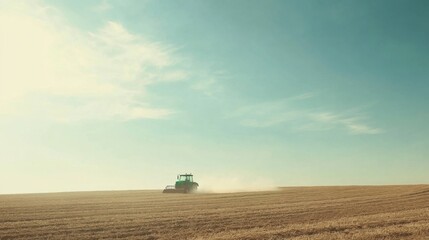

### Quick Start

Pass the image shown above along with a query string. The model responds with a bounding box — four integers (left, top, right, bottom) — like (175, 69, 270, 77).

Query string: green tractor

(163, 174, 199, 193)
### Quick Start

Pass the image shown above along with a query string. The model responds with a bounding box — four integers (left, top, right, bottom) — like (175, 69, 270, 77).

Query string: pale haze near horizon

(0, 0, 428, 194)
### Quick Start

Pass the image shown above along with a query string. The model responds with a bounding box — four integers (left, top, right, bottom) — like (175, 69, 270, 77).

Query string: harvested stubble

(1, 185, 428, 239)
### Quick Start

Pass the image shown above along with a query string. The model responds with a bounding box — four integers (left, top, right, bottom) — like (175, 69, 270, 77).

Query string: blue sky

(0, 0, 428, 193)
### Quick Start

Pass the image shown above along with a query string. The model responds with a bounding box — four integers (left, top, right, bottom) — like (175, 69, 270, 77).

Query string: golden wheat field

(1, 185, 428, 240)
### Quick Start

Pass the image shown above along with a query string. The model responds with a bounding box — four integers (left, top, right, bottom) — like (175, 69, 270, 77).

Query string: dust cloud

(197, 176, 279, 193)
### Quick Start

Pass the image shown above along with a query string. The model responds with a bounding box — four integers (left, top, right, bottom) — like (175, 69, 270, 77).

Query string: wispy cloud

(93, 0, 112, 12)
(232, 94, 382, 135)
(191, 70, 226, 96)
(309, 112, 382, 135)
(0, 1, 186, 121)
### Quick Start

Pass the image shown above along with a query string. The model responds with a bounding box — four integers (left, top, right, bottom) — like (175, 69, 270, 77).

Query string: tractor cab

(176, 174, 193, 182)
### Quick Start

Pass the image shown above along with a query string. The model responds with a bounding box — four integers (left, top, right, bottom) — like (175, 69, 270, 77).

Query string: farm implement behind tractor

(163, 174, 199, 193)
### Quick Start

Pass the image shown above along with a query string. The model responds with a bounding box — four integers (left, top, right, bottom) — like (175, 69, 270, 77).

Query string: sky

(0, 0, 428, 194)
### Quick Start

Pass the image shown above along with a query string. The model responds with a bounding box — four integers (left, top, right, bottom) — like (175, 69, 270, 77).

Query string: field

(1, 185, 428, 239)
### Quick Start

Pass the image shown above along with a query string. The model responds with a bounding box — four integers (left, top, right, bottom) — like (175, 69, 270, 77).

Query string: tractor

(163, 173, 199, 193)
